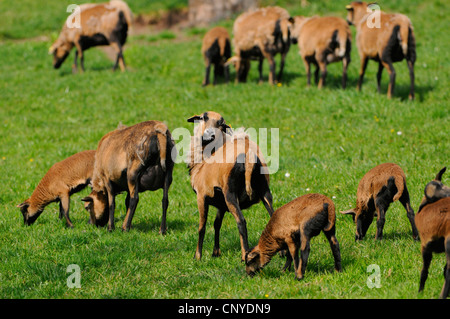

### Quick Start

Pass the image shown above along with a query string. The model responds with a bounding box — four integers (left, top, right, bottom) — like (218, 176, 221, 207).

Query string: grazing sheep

(49, 0, 133, 73)
(245, 193, 342, 280)
(346, 2, 416, 99)
(82, 121, 175, 233)
(341, 163, 419, 240)
(415, 197, 450, 299)
(17, 150, 96, 228)
(418, 167, 450, 213)
(187, 111, 274, 260)
(290, 16, 352, 88)
(226, 6, 293, 85)
(201, 26, 231, 86)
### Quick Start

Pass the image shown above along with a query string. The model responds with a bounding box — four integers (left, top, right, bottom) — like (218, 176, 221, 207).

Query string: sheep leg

(357, 56, 369, 91)
(317, 61, 327, 89)
(202, 61, 211, 86)
(122, 181, 140, 232)
(419, 249, 432, 293)
(399, 187, 419, 240)
(72, 50, 78, 74)
(381, 61, 396, 99)
(313, 61, 320, 85)
(261, 190, 274, 217)
(59, 194, 73, 228)
(324, 229, 342, 273)
(407, 59, 415, 100)
(195, 197, 209, 260)
(282, 253, 293, 272)
(111, 42, 125, 72)
(106, 190, 116, 232)
(302, 57, 311, 86)
(277, 52, 287, 83)
(375, 205, 386, 240)
(258, 57, 264, 84)
(266, 55, 276, 85)
(342, 56, 349, 89)
(159, 173, 171, 235)
(297, 234, 310, 280)
(376, 62, 383, 93)
(440, 238, 450, 299)
(225, 192, 249, 261)
(212, 208, 226, 257)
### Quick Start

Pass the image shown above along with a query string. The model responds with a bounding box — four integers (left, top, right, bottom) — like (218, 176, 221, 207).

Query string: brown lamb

(291, 16, 352, 89)
(49, 0, 133, 73)
(245, 193, 342, 280)
(17, 150, 96, 228)
(226, 6, 293, 85)
(341, 162, 419, 240)
(187, 111, 274, 260)
(415, 197, 450, 299)
(201, 26, 231, 86)
(346, 2, 416, 99)
(82, 121, 175, 233)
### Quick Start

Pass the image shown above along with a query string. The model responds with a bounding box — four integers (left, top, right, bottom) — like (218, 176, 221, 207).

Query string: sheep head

(418, 167, 450, 212)
(82, 190, 109, 227)
(245, 246, 262, 277)
(187, 111, 231, 146)
(49, 40, 73, 69)
(17, 200, 42, 226)
(345, 1, 370, 26)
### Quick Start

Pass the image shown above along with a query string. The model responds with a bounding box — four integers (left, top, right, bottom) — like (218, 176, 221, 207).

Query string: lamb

(415, 197, 450, 299)
(290, 16, 352, 89)
(418, 167, 450, 213)
(81, 121, 175, 233)
(187, 111, 274, 260)
(201, 26, 231, 86)
(49, 0, 133, 73)
(345, 2, 416, 99)
(341, 163, 419, 240)
(17, 150, 96, 228)
(245, 193, 342, 280)
(226, 6, 293, 85)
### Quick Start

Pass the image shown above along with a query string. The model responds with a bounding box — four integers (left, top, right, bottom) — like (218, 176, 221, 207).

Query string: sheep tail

(155, 127, 168, 172)
(110, 0, 134, 29)
(323, 202, 336, 232)
(392, 176, 405, 202)
(336, 28, 349, 58)
(244, 149, 257, 200)
(397, 22, 410, 56)
(218, 36, 227, 58)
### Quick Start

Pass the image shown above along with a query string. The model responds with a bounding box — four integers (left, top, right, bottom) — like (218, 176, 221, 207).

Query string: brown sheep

(49, 0, 133, 73)
(201, 26, 231, 86)
(245, 193, 342, 280)
(82, 121, 175, 233)
(346, 2, 416, 99)
(415, 197, 450, 299)
(341, 163, 419, 240)
(187, 111, 274, 260)
(418, 167, 450, 213)
(226, 6, 294, 85)
(17, 150, 96, 228)
(290, 16, 352, 89)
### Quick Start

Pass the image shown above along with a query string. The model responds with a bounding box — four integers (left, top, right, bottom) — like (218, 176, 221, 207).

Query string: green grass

(0, 0, 449, 299)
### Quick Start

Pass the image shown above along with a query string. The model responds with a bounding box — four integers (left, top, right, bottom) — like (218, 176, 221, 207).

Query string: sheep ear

(435, 167, 447, 181)
(246, 250, 260, 263)
(187, 115, 202, 123)
(220, 122, 231, 132)
(48, 45, 56, 54)
(340, 209, 356, 221)
(345, 4, 353, 10)
(81, 196, 93, 203)
(288, 16, 295, 24)
(17, 202, 29, 209)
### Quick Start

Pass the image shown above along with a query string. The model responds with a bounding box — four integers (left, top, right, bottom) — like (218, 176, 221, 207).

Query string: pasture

(0, 0, 449, 299)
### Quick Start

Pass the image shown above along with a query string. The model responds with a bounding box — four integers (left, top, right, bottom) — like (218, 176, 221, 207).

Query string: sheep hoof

(212, 248, 221, 257)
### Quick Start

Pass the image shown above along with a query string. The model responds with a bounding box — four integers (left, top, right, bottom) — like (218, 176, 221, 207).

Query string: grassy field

(0, 0, 449, 299)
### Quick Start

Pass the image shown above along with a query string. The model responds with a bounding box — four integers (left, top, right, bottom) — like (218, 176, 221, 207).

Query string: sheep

(245, 193, 342, 280)
(49, 0, 133, 73)
(226, 6, 294, 85)
(17, 150, 96, 228)
(415, 197, 450, 299)
(187, 111, 274, 260)
(418, 167, 450, 213)
(201, 26, 232, 86)
(81, 121, 175, 233)
(290, 16, 352, 89)
(345, 2, 416, 99)
(341, 163, 419, 240)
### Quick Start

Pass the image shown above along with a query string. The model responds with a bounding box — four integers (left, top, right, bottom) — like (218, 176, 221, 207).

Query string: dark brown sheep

(245, 193, 342, 280)
(291, 16, 352, 88)
(415, 197, 450, 299)
(82, 121, 175, 233)
(17, 150, 96, 228)
(341, 163, 419, 240)
(187, 111, 274, 260)
(201, 26, 231, 86)
(49, 0, 133, 73)
(346, 2, 416, 99)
